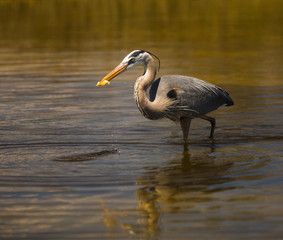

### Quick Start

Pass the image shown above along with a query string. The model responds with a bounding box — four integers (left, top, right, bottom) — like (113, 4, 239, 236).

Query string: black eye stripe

(130, 50, 145, 57)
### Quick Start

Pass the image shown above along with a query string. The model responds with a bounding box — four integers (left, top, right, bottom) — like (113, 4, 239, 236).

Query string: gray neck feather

(134, 54, 168, 120)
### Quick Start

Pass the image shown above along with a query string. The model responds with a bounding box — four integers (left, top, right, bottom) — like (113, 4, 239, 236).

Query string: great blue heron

(96, 50, 234, 142)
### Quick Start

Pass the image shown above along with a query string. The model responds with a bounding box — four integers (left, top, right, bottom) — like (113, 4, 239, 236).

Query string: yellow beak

(96, 63, 128, 86)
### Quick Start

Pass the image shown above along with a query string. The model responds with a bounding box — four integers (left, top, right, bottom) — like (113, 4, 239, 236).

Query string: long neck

(134, 55, 167, 120)
(140, 56, 157, 90)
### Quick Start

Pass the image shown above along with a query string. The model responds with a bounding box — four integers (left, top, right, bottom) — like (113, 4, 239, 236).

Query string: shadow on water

(52, 149, 118, 162)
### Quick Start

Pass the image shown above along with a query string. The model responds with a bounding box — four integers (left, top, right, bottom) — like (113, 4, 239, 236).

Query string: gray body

(147, 75, 233, 120)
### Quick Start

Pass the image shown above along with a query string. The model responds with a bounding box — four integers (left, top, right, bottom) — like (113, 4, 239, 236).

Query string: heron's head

(96, 50, 159, 86)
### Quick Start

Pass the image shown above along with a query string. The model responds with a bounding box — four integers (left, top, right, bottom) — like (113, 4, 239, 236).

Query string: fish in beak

(96, 63, 128, 86)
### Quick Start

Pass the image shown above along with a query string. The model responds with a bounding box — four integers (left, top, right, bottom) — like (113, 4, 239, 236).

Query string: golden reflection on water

(0, 0, 282, 86)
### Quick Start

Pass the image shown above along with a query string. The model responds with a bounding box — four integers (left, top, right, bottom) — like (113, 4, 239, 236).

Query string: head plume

(146, 50, 161, 72)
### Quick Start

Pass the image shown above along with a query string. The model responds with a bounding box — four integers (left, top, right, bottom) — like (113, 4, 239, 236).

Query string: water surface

(0, 1, 282, 239)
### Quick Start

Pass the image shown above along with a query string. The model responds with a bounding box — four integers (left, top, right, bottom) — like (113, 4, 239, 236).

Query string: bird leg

(180, 117, 192, 142)
(200, 115, 216, 138)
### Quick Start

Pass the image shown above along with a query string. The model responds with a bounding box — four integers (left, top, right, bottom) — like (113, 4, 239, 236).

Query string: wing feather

(152, 75, 233, 119)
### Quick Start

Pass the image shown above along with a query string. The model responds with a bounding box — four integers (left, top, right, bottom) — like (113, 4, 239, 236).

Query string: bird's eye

(129, 58, 135, 64)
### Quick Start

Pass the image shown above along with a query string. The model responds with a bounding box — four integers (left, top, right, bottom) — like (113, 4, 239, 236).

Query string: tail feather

(224, 93, 234, 106)
(217, 87, 234, 106)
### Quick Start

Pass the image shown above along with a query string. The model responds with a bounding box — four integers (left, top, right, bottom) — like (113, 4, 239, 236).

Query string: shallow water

(0, 1, 283, 239)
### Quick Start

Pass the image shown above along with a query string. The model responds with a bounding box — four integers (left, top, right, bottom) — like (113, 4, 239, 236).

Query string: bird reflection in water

(102, 145, 235, 237)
